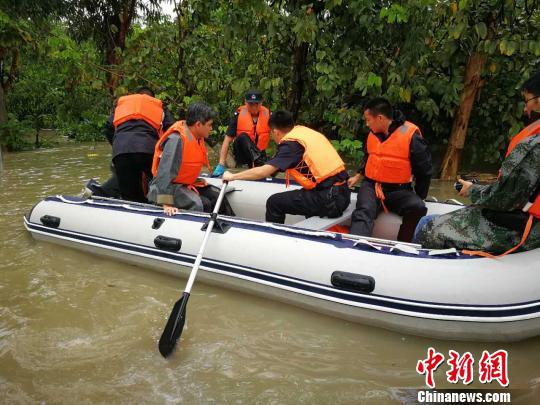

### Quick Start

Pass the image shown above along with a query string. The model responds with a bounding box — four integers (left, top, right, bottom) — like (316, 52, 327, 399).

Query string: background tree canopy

(1, 0, 538, 177)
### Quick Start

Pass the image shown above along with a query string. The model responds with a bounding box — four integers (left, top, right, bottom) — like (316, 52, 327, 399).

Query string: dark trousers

(100, 162, 121, 198)
(85, 162, 121, 198)
(350, 180, 427, 242)
(266, 183, 351, 224)
(233, 133, 267, 167)
(198, 185, 235, 216)
(113, 153, 154, 203)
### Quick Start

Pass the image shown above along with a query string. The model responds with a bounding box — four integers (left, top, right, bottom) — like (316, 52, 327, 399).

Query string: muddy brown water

(1, 143, 539, 403)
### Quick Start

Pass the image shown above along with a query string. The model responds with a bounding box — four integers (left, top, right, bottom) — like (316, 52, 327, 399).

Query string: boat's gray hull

(25, 194, 540, 343)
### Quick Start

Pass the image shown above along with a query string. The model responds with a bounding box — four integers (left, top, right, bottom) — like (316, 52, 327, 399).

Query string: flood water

(1, 143, 539, 404)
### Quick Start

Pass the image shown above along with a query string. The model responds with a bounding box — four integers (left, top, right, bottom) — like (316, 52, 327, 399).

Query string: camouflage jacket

(416, 134, 540, 253)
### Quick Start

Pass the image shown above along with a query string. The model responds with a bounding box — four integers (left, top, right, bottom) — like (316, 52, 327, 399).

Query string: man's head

(522, 71, 540, 121)
(186, 102, 216, 139)
(363, 97, 393, 134)
(244, 89, 263, 115)
(136, 86, 155, 97)
(268, 110, 294, 142)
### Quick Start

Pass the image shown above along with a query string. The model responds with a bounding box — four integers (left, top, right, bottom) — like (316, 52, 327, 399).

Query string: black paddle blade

(158, 292, 190, 358)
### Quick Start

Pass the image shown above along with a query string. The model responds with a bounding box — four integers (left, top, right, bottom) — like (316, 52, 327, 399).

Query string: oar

(158, 181, 229, 358)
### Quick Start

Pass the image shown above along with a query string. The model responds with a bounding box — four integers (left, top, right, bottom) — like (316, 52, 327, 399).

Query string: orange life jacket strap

(186, 180, 207, 195)
(462, 214, 536, 258)
(375, 182, 389, 213)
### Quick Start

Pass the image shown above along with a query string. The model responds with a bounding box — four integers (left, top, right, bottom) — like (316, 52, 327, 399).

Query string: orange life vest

(113, 94, 164, 130)
(151, 121, 210, 185)
(504, 119, 540, 158)
(364, 121, 421, 184)
(280, 125, 346, 190)
(236, 105, 271, 150)
(504, 120, 540, 220)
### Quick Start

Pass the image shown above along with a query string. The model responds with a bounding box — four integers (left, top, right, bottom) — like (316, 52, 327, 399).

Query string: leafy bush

(0, 114, 33, 151)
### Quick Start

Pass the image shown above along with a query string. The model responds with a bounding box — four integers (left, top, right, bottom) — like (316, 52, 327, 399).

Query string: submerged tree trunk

(288, 42, 308, 121)
(439, 52, 486, 180)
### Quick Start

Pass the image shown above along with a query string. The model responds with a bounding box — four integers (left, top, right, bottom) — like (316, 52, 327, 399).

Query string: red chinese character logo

(446, 350, 474, 385)
(416, 347, 445, 388)
(478, 350, 509, 387)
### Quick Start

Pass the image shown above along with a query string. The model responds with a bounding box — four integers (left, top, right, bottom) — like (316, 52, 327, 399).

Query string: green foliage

(0, 114, 32, 151)
(332, 138, 364, 164)
(6, 23, 110, 144)
(2, 0, 539, 172)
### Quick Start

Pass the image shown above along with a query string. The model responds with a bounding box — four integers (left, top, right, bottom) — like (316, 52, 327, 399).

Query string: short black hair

(522, 71, 540, 97)
(186, 102, 216, 126)
(363, 97, 393, 119)
(268, 110, 294, 131)
(136, 86, 155, 97)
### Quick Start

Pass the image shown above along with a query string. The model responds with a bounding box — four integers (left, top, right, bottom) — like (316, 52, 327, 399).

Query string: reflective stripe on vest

(523, 197, 540, 219)
(364, 121, 420, 184)
(151, 121, 210, 185)
(113, 94, 163, 130)
(280, 125, 346, 190)
(236, 105, 271, 150)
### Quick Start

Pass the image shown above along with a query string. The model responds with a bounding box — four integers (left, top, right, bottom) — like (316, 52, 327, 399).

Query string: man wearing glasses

(415, 71, 540, 256)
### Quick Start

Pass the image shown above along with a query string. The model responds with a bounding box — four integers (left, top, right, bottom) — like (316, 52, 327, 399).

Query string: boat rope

(54, 195, 461, 256)
(56, 195, 340, 239)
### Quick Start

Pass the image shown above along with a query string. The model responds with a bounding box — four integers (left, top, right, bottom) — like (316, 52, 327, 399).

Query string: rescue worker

(415, 71, 540, 255)
(212, 89, 270, 177)
(348, 97, 432, 242)
(104, 86, 174, 202)
(222, 110, 350, 223)
(147, 102, 234, 216)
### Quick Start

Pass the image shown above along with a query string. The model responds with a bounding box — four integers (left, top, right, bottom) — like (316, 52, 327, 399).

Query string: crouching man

(148, 102, 234, 216)
(223, 110, 350, 223)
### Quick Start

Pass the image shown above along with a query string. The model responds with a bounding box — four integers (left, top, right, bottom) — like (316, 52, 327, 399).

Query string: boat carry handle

(154, 235, 182, 252)
(152, 218, 165, 229)
(331, 271, 375, 294)
(40, 215, 61, 228)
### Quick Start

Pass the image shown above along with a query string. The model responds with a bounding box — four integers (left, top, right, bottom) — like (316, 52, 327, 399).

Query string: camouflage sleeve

(470, 136, 540, 211)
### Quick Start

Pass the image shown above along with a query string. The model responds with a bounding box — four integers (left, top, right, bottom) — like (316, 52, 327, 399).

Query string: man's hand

(195, 178, 208, 187)
(457, 179, 473, 197)
(348, 173, 363, 188)
(212, 164, 225, 178)
(163, 204, 179, 216)
(222, 171, 235, 182)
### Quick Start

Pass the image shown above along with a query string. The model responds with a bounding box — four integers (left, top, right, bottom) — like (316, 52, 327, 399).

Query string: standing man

(104, 86, 174, 202)
(222, 110, 350, 223)
(148, 102, 234, 216)
(415, 71, 540, 255)
(212, 89, 270, 177)
(348, 98, 432, 242)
